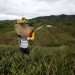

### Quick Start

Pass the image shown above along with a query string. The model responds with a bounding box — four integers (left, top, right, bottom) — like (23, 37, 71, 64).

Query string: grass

(0, 18, 75, 75)
(0, 45, 75, 75)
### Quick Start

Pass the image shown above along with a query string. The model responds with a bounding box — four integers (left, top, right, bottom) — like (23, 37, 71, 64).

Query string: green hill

(30, 14, 75, 27)
(0, 15, 75, 46)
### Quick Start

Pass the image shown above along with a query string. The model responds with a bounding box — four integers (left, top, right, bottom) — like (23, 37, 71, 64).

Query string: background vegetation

(0, 14, 75, 75)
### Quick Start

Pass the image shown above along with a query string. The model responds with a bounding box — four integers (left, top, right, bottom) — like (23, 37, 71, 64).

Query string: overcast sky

(0, 0, 75, 20)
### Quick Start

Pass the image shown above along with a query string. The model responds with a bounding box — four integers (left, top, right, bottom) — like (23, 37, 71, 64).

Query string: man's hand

(27, 32, 35, 41)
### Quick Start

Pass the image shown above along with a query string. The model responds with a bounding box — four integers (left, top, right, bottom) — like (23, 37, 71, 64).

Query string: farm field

(0, 15, 75, 75)
(0, 45, 75, 75)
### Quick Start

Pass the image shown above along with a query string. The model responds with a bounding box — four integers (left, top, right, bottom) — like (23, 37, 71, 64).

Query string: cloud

(0, 0, 75, 19)
(0, 13, 21, 20)
(33, 0, 75, 15)
(35, 0, 60, 3)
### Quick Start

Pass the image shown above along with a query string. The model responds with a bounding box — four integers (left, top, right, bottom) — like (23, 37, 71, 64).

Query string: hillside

(0, 15, 75, 46)
(0, 20, 16, 45)
(0, 15, 75, 75)
(30, 14, 75, 26)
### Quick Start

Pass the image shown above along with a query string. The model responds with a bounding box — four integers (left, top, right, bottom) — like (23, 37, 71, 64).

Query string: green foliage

(0, 20, 16, 33)
(0, 45, 75, 75)
(29, 15, 75, 46)
(0, 15, 75, 75)
(30, 15, 75, 27)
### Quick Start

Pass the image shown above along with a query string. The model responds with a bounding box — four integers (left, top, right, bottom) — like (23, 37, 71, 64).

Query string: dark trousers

(20, 47, 30, 55)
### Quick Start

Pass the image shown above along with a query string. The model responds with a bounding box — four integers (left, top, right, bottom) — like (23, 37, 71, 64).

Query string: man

(15, 17, 35, 54)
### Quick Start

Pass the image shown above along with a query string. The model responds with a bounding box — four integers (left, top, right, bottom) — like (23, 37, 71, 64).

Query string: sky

(0, 0, 75, 20)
